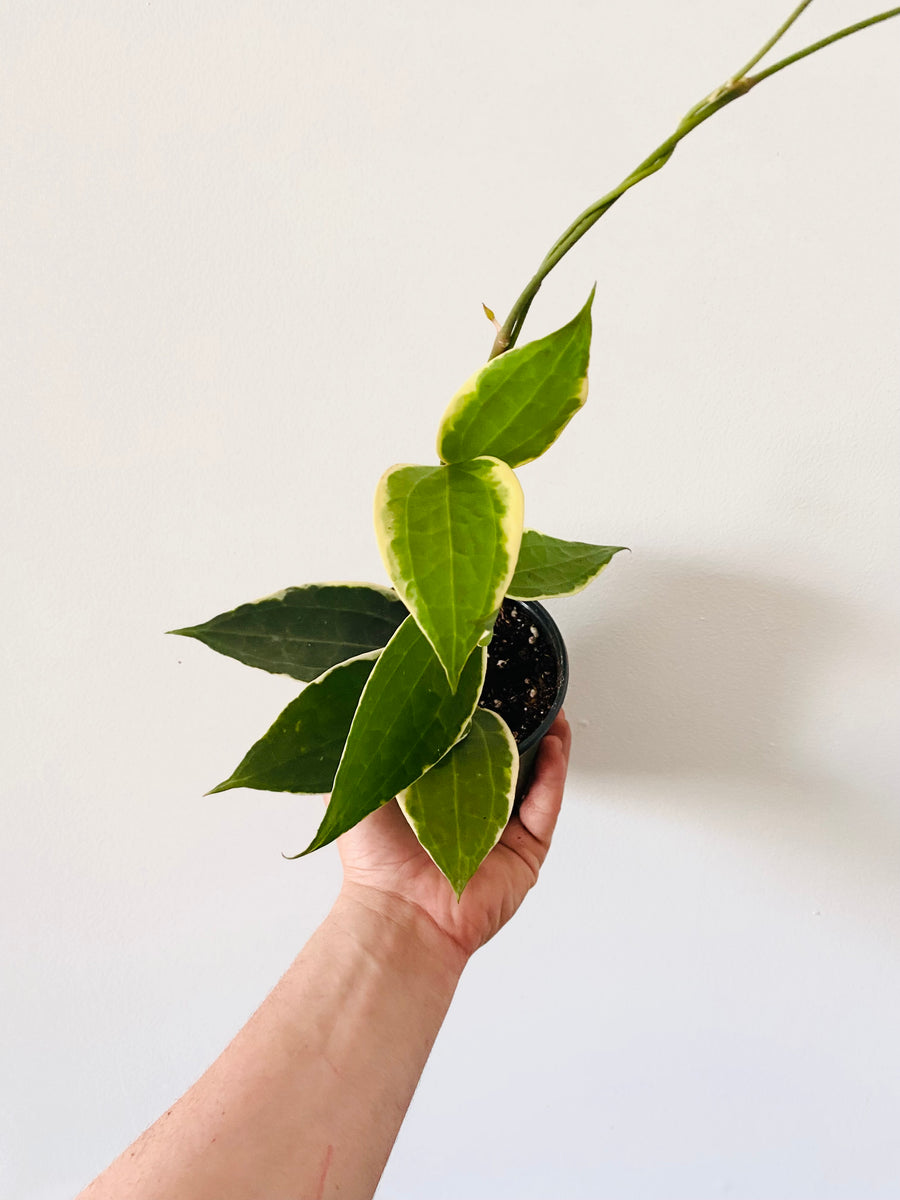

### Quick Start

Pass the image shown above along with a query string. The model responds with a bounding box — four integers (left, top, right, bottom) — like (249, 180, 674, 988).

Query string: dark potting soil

(478, 600, 559, 743)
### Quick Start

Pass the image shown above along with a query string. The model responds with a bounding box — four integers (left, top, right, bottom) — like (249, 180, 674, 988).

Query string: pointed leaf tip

(204, 780, 232, 796)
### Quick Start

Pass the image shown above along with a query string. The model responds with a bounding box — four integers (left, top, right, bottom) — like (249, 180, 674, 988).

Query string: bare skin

(78, 712, 572, 1200)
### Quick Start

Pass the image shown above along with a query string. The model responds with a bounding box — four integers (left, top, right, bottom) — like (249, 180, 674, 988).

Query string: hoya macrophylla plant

(172, 1, 900, 897)
(175, 295, 618, 895)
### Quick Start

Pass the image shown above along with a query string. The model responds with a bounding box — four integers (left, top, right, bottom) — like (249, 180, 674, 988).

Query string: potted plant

(171, 0, 898, 898)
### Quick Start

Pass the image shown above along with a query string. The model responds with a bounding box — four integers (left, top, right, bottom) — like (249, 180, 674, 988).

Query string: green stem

(729, 0, 815, 83)
(489, 3, 900, 359)
(746, 5, 900, 86)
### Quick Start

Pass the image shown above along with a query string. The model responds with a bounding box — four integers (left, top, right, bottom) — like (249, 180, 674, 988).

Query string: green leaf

(297, 616, 486, 856)
(374, 457, 523, 688)
(169, 583, 406, 682)
(208, 651, 379, 795)
(398, 708, 518, 899)
(508, 529, 627, 600)
(437, 289, 594, 468)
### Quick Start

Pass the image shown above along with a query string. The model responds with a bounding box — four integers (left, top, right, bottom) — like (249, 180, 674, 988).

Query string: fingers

(516, 711, 571, 850)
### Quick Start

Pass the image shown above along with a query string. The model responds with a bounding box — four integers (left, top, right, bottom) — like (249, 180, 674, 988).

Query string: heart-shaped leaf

(508, 530, 627, 599)
(436, 290, 594, 468)
(398, 708, 518, 899)
(297, 615, 487, 856)
(208, 651, 379, 795)
(374, 457, 523, 688)
(169, 583, 406, 681)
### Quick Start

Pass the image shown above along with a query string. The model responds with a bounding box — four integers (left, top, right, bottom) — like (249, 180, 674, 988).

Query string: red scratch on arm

(314, 1143, 334, 1200)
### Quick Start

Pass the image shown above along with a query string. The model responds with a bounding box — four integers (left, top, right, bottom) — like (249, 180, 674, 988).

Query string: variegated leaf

(398, 708, 518, 899)
(508, 529, 626, 599)
(296, 616, 486, 856)
(374, 457, 523, 688)
(437, 290, 594, 468)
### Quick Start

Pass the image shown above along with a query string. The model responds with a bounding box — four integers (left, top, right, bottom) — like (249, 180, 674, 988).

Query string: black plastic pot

(506, 599, 569, 804)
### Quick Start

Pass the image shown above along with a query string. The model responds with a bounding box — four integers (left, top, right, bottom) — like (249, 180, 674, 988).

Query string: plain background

(2, 2, 898, 1197)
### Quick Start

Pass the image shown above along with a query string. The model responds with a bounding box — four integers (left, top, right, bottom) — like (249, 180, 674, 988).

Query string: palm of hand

(338, 716, 570, 960)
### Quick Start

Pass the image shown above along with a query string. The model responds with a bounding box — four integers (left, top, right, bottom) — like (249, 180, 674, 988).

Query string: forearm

(79, 885, 467, 1200)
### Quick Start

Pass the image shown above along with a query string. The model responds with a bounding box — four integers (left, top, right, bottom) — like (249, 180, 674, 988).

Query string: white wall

(2, 2, 898, 1196)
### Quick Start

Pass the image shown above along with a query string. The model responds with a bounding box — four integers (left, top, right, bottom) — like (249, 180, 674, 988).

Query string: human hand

(336, 712, 572, 963)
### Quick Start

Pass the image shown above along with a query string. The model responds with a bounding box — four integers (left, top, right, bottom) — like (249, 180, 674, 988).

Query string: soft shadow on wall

(560, 556, 899, 906)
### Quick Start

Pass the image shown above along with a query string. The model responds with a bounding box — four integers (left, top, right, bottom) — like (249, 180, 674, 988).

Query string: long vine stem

(489, 2, 900, 359)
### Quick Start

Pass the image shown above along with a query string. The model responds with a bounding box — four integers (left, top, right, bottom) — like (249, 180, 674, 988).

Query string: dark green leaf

(508, 529, 627, 599)
(296, 616, 486, 856)
(169, 583, 406, 681)
(208, 652, 379, 795)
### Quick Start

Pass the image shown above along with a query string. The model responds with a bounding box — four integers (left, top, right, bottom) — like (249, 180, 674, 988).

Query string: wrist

(334, 882, 469, 986)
